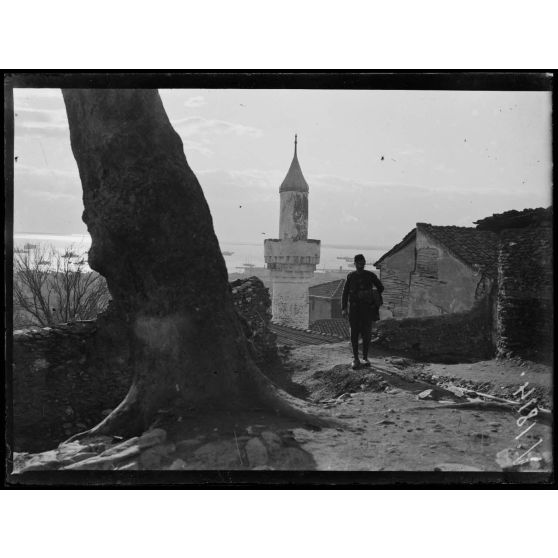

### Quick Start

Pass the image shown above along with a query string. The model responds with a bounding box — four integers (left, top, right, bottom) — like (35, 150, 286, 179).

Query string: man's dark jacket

(341, 270, 384, 321)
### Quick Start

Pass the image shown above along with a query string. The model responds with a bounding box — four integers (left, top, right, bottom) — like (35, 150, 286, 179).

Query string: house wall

(377, 240, 415, 318)
(496, 224, 553, 361)
(309, 297, 342, 324)
(309, 297, 332, 323)
(408, 230, 491, 317)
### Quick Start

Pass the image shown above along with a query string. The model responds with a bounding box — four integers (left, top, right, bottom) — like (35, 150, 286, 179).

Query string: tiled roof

(474, 206, 552, 232)
(374, 223, 499, 278)
(309, 318, 350, 339)
(374, 229, 416, 267)
(270, 323, 342, 346)
(309, 279, 346, 298)
(418, 223, 499, 277)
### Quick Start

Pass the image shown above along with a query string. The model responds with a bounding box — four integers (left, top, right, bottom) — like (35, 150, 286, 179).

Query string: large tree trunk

(62, 89, 321, 438)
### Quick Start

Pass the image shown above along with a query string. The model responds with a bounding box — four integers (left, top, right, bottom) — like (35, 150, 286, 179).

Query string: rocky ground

(11, 342, 553, 475)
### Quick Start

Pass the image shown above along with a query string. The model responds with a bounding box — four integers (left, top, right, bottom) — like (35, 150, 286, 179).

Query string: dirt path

(12, 342, 552, 475)
(282, 342, 553, 471)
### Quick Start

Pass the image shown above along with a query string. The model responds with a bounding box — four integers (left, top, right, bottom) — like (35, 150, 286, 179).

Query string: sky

(12, 88, 552, 248)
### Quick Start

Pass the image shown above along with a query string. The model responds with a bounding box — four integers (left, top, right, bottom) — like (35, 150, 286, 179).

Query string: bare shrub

(13, 243, 110, 328)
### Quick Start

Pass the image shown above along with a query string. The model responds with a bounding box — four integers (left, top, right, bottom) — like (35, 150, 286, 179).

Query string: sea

(13, 233, 388, 274)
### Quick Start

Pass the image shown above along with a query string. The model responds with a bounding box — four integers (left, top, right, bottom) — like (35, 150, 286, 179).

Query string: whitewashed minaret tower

(264, 135, 321, 328)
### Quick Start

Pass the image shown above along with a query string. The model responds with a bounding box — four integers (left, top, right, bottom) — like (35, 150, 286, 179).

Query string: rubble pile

(12, 426, 314, 472)
(230, 276, 278, 365)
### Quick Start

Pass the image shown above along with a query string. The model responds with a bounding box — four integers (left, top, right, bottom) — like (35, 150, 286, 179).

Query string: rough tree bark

(62, 89, 322, 438)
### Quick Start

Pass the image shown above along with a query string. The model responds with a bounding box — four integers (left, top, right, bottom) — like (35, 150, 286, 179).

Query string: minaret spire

(294, 133, 297, 156)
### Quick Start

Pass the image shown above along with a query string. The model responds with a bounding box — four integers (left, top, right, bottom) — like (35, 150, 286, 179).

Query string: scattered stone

(417, 389, 435, 401)
(175, 439, 202, 453)
(260, 431, 282, 452)
(140, 443, 176, 469)
(138, 428, 167, 449)
(274, 447, 312, 470)
(245, 438, 268, 468)
(445, 385, 466, 398)
(376, 419, 396, 426)
(168, 458, 187, 470)
(193, 440, 242, 468)
(489, 422, 501, 427)
(434, 463, 483, 472)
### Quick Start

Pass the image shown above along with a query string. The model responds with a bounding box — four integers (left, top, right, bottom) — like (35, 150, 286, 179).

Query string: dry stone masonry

(376, 298, 494, 363)
(494, 219, 553, 360)
(12, 277, 277, 452)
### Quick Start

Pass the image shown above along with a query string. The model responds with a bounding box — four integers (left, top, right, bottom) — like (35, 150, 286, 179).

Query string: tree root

(245, 360, 339, 429)
(63, 361, 338, 447)
(64, 385, 145, 444)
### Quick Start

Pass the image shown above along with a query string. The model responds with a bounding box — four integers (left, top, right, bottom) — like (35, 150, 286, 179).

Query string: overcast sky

(13, 88, 552, 248)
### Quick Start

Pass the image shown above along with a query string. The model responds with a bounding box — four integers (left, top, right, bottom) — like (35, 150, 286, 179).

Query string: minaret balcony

(264, 238, 321, 266)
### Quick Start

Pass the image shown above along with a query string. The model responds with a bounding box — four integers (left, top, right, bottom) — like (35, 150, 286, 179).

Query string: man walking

(341, 254, 384, 369)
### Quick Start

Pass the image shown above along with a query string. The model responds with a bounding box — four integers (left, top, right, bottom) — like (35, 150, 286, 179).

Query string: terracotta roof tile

(309, 318, 350, 339)
(418, 224, 499, 277)
(374, 224, 499, 278)
(309, 279, 346, 298)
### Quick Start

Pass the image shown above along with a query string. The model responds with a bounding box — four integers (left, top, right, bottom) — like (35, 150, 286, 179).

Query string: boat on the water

(222, 251, 234, 256)
(23, 243, 38, 250)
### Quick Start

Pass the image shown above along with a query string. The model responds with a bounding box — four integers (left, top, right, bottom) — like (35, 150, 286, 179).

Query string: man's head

(354, 254, 366, 271)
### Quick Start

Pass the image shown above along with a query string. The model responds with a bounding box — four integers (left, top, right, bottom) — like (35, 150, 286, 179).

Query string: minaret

(264, 135, 321, 328)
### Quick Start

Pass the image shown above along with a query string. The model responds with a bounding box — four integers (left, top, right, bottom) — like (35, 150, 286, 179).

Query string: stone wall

(376, 298, 494, 363)
(309, 296, 342, 323)
(496, 224, 553, 361)
(230, 276, 278, 366)
(11, 277, 277, 452)
(11, 318, 133, 453)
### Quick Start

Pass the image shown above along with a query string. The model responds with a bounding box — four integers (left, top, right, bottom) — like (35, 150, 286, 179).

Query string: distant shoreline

(14, 232, 391, 251)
